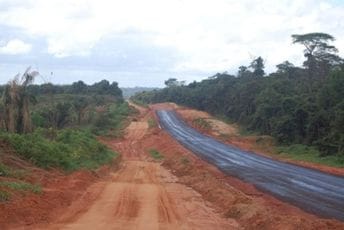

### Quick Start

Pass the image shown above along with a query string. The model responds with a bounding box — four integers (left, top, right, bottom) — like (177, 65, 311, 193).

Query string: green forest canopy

(132, 32, 344, 156)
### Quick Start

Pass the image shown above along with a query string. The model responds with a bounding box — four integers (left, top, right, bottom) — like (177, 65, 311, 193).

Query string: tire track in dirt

(35, 107, 237, 230)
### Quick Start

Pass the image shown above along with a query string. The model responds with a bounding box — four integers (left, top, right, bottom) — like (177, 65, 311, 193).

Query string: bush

(192, 118, 211, 130)
(0, 129, 117, 171)
(0, 163, 26, 179)
(0, 181, 41, 194)
(277, 144, 344, 167)
(149, 149, 164, 160)
(0, 190, 10, 201)
(91, 102, 131, 136)
(148, 118, 157, 128)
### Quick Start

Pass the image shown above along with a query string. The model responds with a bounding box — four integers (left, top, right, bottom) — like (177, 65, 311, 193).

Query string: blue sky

(0, 0, 343, 87)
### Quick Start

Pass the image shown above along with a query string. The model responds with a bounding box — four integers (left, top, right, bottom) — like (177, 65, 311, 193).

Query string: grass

(0, 190, 10, 201)
(0, 181, 42, 194)
(149, 149, 164, 160)
(180, 156, 190, 165)
(91, 102, 131, 137)
(277, 144, 344, 168)
(0, 163, 27, 179)
(147, 118, 157, 128)
(0, 129, 118, 171)
(192, 118, 211, 130)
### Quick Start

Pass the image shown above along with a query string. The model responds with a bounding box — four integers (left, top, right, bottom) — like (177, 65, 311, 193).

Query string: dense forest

(0, 72, 131, 171)
(133, 33, 344, 157)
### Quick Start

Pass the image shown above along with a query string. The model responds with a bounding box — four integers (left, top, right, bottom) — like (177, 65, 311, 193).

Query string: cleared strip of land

(157, 110, 344, 221)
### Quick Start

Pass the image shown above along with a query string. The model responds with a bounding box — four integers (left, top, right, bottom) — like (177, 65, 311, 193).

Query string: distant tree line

(0, 76, 125, 134)
(132, 33, 344, 156)
(27, 79, 122, 97)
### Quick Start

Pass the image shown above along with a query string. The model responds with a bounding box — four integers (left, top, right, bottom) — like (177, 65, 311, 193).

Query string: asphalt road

(157, 110, 344, 221)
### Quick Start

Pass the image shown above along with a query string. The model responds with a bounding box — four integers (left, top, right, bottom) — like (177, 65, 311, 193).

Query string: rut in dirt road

(37, 119, 238, 230)
(157, 110, 344, 221)
(43, 162, 236, 230)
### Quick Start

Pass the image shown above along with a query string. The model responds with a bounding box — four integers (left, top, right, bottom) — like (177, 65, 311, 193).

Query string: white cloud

(0, 39, 32, 55)
(0, 0, 343, 85)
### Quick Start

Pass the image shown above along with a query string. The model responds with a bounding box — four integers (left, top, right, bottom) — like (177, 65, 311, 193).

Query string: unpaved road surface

(157, 110, 344, 221)
(38, 119, 237, 229)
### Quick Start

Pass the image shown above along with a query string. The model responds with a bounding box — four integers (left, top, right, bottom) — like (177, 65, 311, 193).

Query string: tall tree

(2, 67, 38, 133)
(276, 61, 295, 74)
(292, 32, 343, 82)
(237, 66, 252, 77)
(250, 56, 265, 77)
(164, 78, 178, 87)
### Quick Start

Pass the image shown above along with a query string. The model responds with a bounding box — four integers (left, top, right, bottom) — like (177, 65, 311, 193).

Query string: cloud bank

(0, 0, 343, 86)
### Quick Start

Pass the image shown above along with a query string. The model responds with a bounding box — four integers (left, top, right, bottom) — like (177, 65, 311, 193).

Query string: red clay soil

(0, 145, 119, 230)
(1, 103, 343, 229)
(32, 104, 237, 230)
(148, 103, 344, 229)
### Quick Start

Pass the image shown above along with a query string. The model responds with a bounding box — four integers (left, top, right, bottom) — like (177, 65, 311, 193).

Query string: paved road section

(157, 110, 344, 221)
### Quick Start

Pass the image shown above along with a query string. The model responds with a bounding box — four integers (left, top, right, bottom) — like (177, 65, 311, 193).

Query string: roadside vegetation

(0, 129, 117, 171)
(149, 149, 164, 160)
(132, 32, 344, 165)
(192, 118, 211, 130)
(0, 163, 26, 179)
(0, 181, 41, 194)
(0, 70, 132, 200)
(147, 118, 157, 128)
(277, 144, 344, 167)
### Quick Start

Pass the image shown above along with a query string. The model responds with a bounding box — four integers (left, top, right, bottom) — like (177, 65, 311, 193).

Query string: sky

(0, 0, 343, 87)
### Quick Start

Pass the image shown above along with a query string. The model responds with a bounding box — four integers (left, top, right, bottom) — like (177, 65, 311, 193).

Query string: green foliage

(132, 33, 344, 161)
(149, 149, 164, 160)
(27, 79, 123, 98)
(0, 78, 129, 173)
(192, 118, 211, 130)
(0, 163, 26, 179)
(0, 129, 117, 171)
(91, 102, 131, 136)
(0, 163, 12, 177)
(0, 181, 42, 194)
(0, 190, 10, 201)
(148, 118, 157, 128)
(29, 93, 130, 136)
(277, 144, 344, 167)
(250, 56, 265, 77)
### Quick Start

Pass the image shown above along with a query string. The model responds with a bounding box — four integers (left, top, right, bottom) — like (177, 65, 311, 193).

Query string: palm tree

(2, 67, 39, 133)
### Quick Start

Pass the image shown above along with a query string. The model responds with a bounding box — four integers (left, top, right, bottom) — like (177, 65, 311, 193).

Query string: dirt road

(37, 113, 237, 229)
(3, 103, 344, 229)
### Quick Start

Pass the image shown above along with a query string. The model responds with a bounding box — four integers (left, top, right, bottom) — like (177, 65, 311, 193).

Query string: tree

(237, 66, 252, 77)
(292, 33, 343, 81)
(164, 78, 179, 87)
(71, 80, 87, 94)
(291, 33, 339, 63)
(2, 67, 38, 133)
(73, 96, 88, 125)
(276, 61, 295, 74)
(250, 56, 265, 77)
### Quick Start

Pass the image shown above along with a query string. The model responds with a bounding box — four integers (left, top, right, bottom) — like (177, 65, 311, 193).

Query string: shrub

(148, 118, 157, 128)
(149, 149, 164, 160)
(0, 163, 26, 179)
(0, 190, 10, 201)
(0, 181, 42, 194)
(0, 129, 117, 171)
(192, 118, 211, 130)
